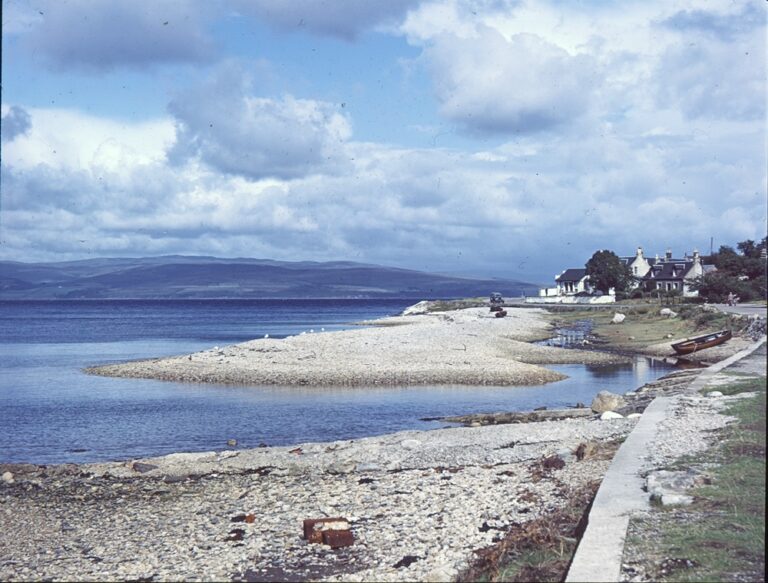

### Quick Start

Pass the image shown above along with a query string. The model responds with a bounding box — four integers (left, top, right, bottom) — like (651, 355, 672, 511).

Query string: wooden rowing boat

(671, 330, 732, 355)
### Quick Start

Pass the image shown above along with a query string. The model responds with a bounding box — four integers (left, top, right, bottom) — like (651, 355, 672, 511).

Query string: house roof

(556, 268, 587, 282)
(644, 261, 692, 281)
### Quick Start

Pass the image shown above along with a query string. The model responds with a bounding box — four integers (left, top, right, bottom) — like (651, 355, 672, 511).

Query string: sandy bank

(86, 307, 628, 387)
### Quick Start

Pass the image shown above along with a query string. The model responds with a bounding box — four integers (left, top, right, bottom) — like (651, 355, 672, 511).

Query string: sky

(1, 0, 766, 283)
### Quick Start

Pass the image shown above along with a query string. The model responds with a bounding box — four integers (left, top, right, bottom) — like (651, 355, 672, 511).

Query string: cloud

(232, 0, 420, 40)
(422, 27, 598, 134)
(20, 0, 214, 71)
(167, 66, 352, 180)
(1, 105, 32, 142)
(660, 3, 764, 41)
(654, 10, 766, 121)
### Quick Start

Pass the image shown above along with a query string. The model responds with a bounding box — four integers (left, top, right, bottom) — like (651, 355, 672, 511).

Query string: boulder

(627, 413, 642, 419)
(2, 471, 14, 484)
(591, 390, 627, 413)
(660, 308, 678, 318)
(707, 391, 724, 398)
(600, 411, 625, 420)
(646, 469, 703, 506)
(611, 312, 626, 324)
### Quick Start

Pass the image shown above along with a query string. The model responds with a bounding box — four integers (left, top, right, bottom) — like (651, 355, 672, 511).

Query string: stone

(355, 462, 382, 473)
(627, 413, 642, 419)
(2, 471, 14, 484)
(659, 493, 694, 506)
(401, 439, 422, 450)
(425, 567, 455, 582)
(321, 529, 354, 548)
(707, 391, 724, 398)
(600, 411, 624, 420)
(591, 390, 627, 413)
(660, 308, 678, 318)
(303, 518, 350, 544)
(131, 462, 159, 473)
(611, 312, 626, 324)
(327, 461, 356, 475)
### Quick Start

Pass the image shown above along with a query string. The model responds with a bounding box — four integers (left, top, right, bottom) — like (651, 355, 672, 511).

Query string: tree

(693, 236, 768, 302)
(585, 250, 633, 294)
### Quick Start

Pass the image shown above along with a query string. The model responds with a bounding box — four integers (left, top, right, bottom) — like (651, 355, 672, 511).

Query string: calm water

(0, 300, 676, 465)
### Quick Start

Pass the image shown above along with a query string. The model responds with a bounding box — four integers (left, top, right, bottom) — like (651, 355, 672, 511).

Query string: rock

(707, 391, 724, 398)
(2, 471, 14, 484)
(646, 469, 704, 506)
(401, 301, 431, 316)
(659, 493, 694, 506)
(327, 461, 356, 475)
(556, 448, 575, 463)
(600, 411, 624, 420)
(131, 462, 159, 474)
(627, 413, 642, 419)
(660, 308, 678, 318)
(425, 567, 455, 582)
(355, 462, 382, 473)
(611, 312, 626, 324)
(401, 439, 422, 450)
(591, 390, 627, 413)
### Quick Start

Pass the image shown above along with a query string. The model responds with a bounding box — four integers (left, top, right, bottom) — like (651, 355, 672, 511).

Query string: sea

(0, 299, 676, 465)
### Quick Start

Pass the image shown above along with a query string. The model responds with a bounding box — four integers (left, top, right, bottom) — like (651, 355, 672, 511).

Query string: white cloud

(422, 27, 598, 134)
(167, 65, 353, 180)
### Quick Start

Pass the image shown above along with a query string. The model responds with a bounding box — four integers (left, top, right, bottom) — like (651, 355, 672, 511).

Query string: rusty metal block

(303, 518, 349, 543)
(322, 529, 354, 548)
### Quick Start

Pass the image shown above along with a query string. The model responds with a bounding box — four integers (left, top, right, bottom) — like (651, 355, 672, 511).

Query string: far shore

(85, 306, 630, 387)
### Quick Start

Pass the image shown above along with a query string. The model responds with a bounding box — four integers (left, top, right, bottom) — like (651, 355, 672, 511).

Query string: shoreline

(85, 306, 629, 387)
(2, 304, 758, 581)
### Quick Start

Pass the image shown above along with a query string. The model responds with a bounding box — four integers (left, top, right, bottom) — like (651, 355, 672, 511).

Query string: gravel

(0, 416, 638, 582)
(85, 308, 628, 387)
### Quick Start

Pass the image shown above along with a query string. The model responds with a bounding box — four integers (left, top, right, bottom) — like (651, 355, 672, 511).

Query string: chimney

(636, 246, 643, 258)
(665, 249, 672, 261)
(693, 249, 700, 263)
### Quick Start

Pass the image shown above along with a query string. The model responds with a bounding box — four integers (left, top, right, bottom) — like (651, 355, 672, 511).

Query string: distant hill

(0, 256, 539, 300)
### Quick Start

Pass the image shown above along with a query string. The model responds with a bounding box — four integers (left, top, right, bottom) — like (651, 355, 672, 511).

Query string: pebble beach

(85, 307, 628, 387)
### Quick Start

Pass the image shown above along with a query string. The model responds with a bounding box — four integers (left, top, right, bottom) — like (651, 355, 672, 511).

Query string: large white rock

(600, 411, 625, 420)
(611, 312, 626, 324)
(591, 390, 627, 413)
(707, 391, 724, 398)
(660, 308, 678, 318)
(1, 471, 13, 484)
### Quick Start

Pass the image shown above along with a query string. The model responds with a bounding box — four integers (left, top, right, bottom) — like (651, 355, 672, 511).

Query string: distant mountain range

(0, 256, 539, 300)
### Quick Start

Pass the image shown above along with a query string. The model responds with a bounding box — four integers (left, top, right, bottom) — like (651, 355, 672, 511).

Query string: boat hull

(672, 330, 732, 355)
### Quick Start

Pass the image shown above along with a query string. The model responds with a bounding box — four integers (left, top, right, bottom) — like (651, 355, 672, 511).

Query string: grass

(625, 376, 766, 582)
(550, 305, 740, 353)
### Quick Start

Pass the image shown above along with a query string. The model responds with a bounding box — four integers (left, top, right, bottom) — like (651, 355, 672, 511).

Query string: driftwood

(441, 408, 595, 426)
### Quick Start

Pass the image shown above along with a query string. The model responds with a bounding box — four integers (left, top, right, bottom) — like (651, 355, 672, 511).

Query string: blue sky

(1, 0, 766, 283)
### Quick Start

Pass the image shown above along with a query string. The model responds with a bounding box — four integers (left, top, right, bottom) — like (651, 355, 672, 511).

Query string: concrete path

(713, 303, 768, 317)
(565, 335, 766, 583)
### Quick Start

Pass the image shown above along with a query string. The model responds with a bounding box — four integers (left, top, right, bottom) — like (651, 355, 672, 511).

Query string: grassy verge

(549, 305, 740, 353)
(624, 376, 766, 582)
